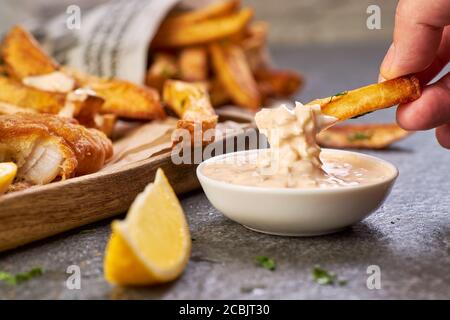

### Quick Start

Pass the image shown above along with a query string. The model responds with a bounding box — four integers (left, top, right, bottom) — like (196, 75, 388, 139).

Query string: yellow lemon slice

(0, 162, 17, 195)
(104, 168, 191, 285)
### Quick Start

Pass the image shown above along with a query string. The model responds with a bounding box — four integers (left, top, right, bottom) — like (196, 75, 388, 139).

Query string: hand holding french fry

(380, 0, 450, 149)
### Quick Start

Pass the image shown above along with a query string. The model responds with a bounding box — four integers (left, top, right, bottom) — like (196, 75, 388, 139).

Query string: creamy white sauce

(22, 71, 75, 93)
(202, 150, 391, 189)
(203, 102, 389, 189)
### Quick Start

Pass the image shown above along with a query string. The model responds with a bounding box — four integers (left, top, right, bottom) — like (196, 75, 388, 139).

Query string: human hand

(380, 0, 450, 148)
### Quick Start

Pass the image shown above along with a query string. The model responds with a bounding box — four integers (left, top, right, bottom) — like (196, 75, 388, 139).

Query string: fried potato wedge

(94, 114, 117, 137)
(317, 123, 411, 149)
(0, 102, 36, 115)
(179, 47, 208, 82)
(166, 0, 240, 26)
(209, 78, 231, 107)
(306, 75, 421, 120)
(0, 76, 65, 113)
(163, 80, 218, 144)
(63, 67, 165, 120)
(1, 25, 58, 79)
(210, 41, 260, 110)
(145, 53, 179, 92)
(242, 21, 270, 72)
(0, 64, 8, 76)
(153, 7, 253, 48)
(255, 69, 303, 99)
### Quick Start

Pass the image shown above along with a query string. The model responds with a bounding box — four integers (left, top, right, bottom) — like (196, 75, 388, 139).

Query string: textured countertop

(1, 44, 449, 300)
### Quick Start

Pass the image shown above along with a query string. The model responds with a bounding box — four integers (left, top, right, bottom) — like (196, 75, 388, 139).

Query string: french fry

(306, 75, 421, 120)
(152, 7, 253, 48)
(0, 64, 8, 76)
(0, 101, 36, 115)
(209, 78, 231, 107)
(255, 69, 303, 99)
(163, 80, 218, 144)
(210, 41, 261, 110)
(242, 21, 268, 48)
(94, 114, 117, 137)
(65, 93, 104, 128)
(241, 21, 270, 72)
(164, 0, 241, 26)
(145, 53, 179, 92)
(63, 67, 166, 120)
(0, 76, 65, 113)
(1, 25, 58, 79)
(179, 47, 208, 82)
(317, 123, 411, 149)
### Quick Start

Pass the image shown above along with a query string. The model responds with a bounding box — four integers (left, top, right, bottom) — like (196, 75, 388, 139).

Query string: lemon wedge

(104, 168, 191, 285)
(0, 162, 17, 195)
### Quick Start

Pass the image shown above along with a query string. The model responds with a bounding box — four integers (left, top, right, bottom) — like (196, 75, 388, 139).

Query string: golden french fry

(145, 53, 179, 92)
(163, 80, 218, 144)
(0, 102, 36, 115)
(1, 25, 58, 79)
(179, 47, 208, 82)
(209, 78, 231, 107)
(94, 114, 117, 137)
(306, 75, 421, 120)
(241, 21, 270, 72)
(68, 94, 104, 128)
(210, 41, 261, 110)
(63, 67, 166, 120)
(255, 69, 303, 99)
(152, 7, 253, 48)
(0, 76, 65, 113)
(0, 64, 8, 76)
(165, 0, 241, 26)
(317, 123, 412, 149)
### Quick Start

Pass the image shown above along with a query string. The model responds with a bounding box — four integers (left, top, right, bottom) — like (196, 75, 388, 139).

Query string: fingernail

(380, 43, 396, 78)
(378, 74, 386, 83)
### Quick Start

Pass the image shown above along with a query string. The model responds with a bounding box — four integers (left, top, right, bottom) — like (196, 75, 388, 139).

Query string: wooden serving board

(0, 108, 256, 252)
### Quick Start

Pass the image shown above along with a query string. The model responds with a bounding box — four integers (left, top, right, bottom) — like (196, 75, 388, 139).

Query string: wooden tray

(0, 109, 255, 252)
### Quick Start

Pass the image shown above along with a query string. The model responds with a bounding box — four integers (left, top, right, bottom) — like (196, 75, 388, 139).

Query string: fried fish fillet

(0, 113, 113, 185)
(0, 115, 77, 184)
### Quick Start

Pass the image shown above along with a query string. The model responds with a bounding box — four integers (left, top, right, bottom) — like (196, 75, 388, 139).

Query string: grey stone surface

(1, 44, 450, 300)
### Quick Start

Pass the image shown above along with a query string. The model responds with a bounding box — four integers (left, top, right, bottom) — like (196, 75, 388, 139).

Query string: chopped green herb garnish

(312, 265, 346, 286)
(347, 132, 372, 142)
(0, 267, 43, 286)
(329, 91, 348, 102)
(255, 256, 276, 271)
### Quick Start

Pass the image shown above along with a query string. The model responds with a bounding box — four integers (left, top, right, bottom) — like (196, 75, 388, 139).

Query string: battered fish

(0, 113, 113, 185)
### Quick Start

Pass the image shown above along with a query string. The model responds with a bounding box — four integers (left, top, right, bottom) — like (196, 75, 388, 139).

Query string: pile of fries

(147, 0, 303, 110)
(0, 25, 220, 143)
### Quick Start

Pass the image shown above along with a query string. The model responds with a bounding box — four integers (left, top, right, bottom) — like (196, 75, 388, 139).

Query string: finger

(415, 26, 450, 85)
(381, 0, 450, 79)
(436, 124, 450, 149)
(397, 72, 450, 130)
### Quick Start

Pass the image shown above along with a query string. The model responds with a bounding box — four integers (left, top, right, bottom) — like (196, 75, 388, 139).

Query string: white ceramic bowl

(197, 149, 398, 236)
